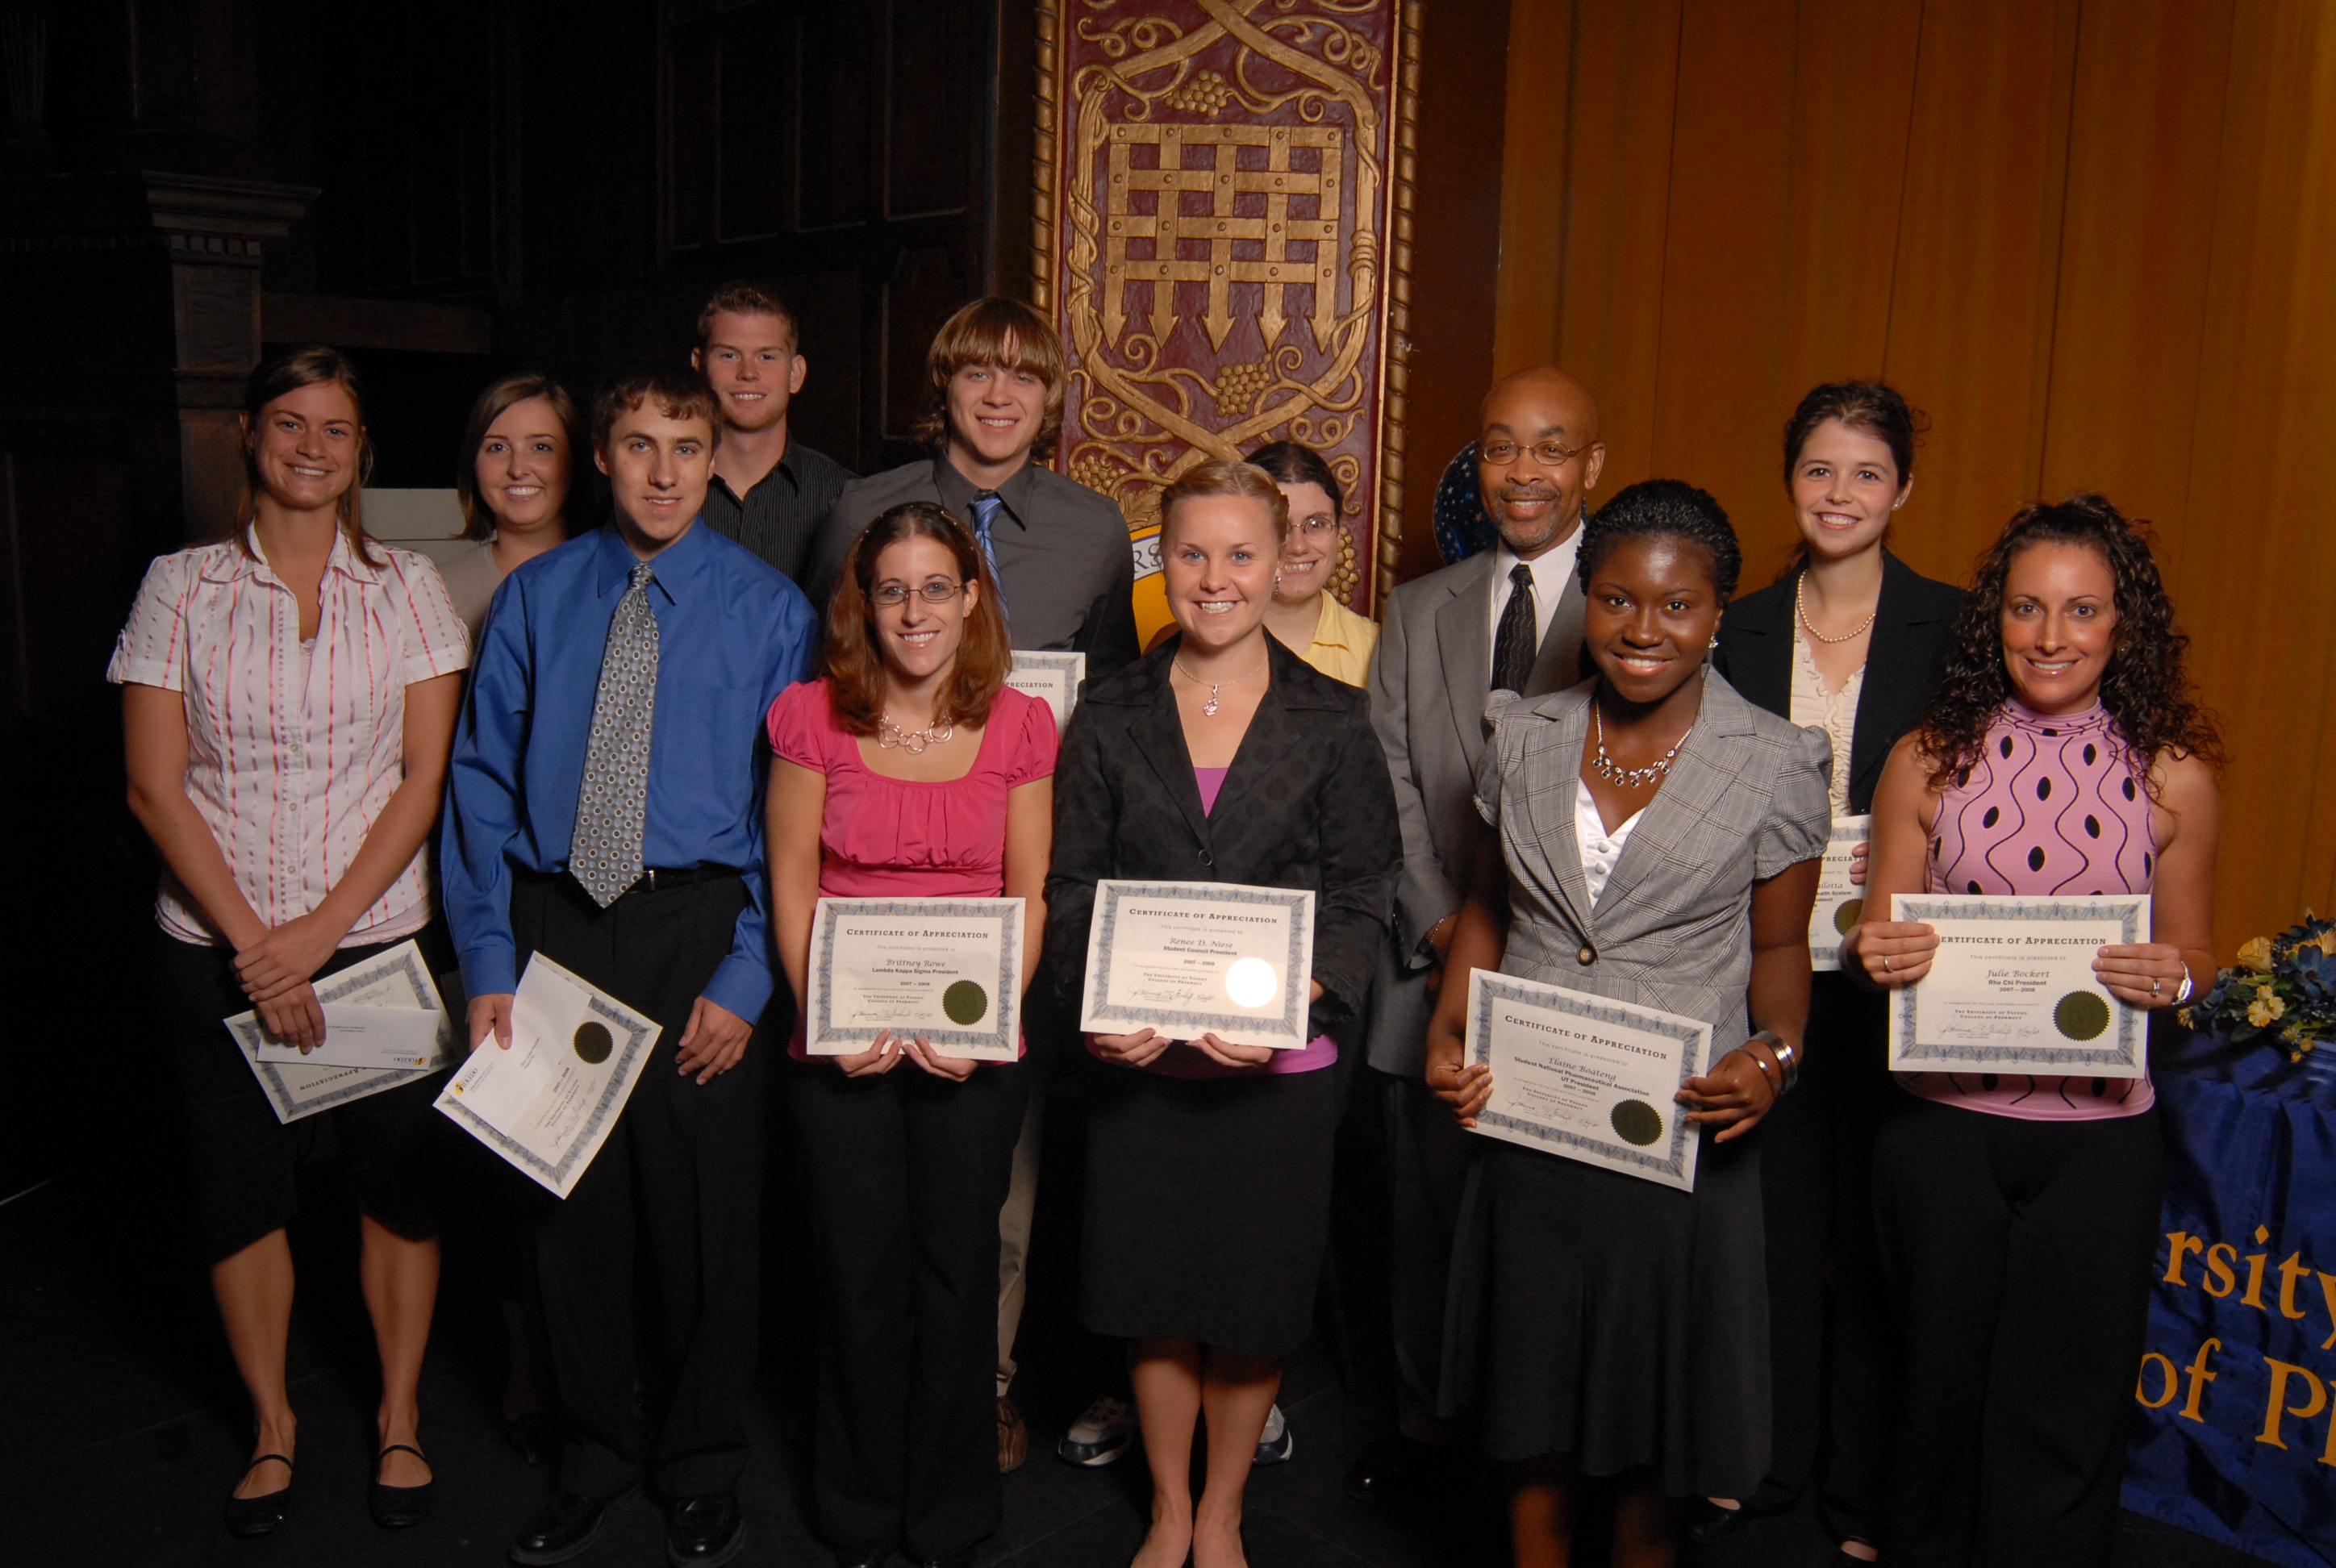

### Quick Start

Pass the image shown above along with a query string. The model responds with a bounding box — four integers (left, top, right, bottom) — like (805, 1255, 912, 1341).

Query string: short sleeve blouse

(106, 528, 471, 946)
(765, 680, 1059, 899)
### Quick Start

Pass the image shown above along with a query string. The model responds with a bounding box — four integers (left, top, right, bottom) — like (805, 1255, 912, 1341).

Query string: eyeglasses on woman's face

(1290, 515, 1341, 541)
(870, 578, 967, 608)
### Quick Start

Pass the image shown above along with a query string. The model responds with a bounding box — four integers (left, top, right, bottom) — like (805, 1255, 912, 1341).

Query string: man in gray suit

(1349, 367, 1607, 1498)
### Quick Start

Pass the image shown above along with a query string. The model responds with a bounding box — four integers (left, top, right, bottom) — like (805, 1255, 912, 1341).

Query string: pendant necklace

(1796, 573, 1878, 644)
(878, 711, 954, 754)
(1592, 704, 1692, 789)
(1174, 652, 1269, 717)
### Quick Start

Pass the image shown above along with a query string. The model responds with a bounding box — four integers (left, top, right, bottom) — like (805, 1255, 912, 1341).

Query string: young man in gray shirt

(694, 280, 855, 586)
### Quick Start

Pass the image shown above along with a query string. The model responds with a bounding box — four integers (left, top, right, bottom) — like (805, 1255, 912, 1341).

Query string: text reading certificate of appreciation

(1887, 893, 2149, 1078)
(808, 898, 1024, 1061)
(1005, 650, 1084, 733)
(1463, 970, 1713, 1192)
(1079, 880, 1315, 1050)
(434, 954, 661, 1198)
(1808, 815, 1871, 973)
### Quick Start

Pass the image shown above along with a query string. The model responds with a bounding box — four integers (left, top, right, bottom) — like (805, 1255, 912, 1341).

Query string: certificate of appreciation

(434, 953, 662, 1198)
(227, 939, 454, 1123)
(1463, 970, 1713, 1192)
(1887, 893, 2150, 1078)
(807, 898, 1024, 1061)
(1808, 815, 1872, 972)
(1079, 880, 1316, 1050)
(1006, 650, 1085, 733)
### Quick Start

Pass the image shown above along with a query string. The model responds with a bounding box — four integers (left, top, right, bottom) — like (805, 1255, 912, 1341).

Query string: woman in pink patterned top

(765, 501, 1056, 1568)
(1855, 494, 2222, 1565)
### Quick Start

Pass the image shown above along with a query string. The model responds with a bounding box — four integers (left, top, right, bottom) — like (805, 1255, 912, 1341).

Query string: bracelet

(1750, 1029, 1800, 1094)
(1733, 1043, 1779, 1098)
(2174, 970, 2195, 1007)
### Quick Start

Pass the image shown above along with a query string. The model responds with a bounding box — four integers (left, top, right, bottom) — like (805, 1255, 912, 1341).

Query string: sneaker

(1056, 1395, 1136, 1467)
(1252, 1403, 1293, 1466)
(997, 1394, 1028, 1474)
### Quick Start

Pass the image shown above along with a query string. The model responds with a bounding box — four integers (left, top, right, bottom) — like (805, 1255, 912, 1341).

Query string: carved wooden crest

(1033, 0, 1420, 622)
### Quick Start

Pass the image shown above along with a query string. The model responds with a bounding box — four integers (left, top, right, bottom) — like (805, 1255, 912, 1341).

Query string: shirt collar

(933, 451, 1037, 531)
(1309, 595, 1355, 650)
(592, 515, 709, 604)
(709, 447, 798, 504)
(1492, 515, 1583, 599)
(207, 523, 384, 586)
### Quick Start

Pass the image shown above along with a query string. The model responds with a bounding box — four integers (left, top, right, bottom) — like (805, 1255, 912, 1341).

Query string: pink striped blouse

(106, 528, 471, 948)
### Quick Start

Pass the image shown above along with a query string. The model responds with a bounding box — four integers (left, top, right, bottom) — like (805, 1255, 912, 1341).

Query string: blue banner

(2124, 1028, 2336, 1565)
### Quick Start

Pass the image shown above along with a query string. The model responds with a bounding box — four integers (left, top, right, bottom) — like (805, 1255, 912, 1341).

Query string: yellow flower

(2247, 995, 2285, 1028)
(2237, 936, 2276, 971)
(2313, 928, 2336, 959)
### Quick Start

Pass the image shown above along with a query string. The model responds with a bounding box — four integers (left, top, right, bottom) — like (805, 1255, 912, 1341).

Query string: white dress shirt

(108, 527, 472, 947)
(1573, 778, 1646, 907)
(1487, 522, 1583, 672)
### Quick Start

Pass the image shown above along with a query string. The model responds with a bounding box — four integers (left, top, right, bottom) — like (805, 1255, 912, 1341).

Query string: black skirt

(1441, 1128, 1771, 1497)
(1079, 1061, 1338, 1357)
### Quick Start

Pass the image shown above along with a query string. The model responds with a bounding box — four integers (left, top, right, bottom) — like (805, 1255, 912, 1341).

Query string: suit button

(1577, 945, 1596, 965)
(1198, 850, 1212, 866)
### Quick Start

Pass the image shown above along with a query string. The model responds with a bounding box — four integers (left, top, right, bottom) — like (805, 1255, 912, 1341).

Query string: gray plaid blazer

(1476, 673, 1832, 1053)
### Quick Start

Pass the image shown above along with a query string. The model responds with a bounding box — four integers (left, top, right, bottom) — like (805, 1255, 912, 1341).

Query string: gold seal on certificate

(807, 898, 1025, 1061)
(434, 953, 663, 1199)
(1808, 815, 1871, 972)
(1005, 650, 1085, 733)
(1886, 893, 2150, 1077)
(1462, 970, 1713, 1191)
(1078, 879, 1316, 1050)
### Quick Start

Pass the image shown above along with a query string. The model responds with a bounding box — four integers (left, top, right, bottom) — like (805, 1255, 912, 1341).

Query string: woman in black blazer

(1045, 458, 1397, 1568)
(1704, 382, 1962, 1562)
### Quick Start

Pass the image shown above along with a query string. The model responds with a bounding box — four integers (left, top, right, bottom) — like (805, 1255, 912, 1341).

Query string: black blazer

(1710, 550, 1963, 815)
(1044, 635, 1400, 1035)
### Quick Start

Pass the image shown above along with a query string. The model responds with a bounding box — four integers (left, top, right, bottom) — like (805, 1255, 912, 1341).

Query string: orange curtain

(1491, 0, 2336, 960)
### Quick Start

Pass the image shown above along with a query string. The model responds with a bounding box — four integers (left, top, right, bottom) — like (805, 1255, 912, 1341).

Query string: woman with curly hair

(1853, 494, 2221, 1565)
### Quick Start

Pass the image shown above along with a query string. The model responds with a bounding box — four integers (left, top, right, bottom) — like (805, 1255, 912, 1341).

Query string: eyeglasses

(870, 580, 966, 607)
(1479, 438, 1587, 468)
(1291, 516, 1341, 540)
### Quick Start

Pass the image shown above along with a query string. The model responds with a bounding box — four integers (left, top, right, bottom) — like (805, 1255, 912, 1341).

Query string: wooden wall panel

(1493, 0, 2336, 957)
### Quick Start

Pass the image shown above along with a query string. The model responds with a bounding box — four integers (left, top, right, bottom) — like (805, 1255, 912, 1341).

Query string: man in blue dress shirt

(443, 365, 816, 1568)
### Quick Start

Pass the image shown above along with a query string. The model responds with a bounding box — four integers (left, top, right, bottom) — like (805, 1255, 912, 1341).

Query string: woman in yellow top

(1249, 441, 1379, 686)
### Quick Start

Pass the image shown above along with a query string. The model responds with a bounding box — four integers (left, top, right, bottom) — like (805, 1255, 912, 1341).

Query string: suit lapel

(1209, 646, 1303, 823)
(1433, 553, 1496, 768)
(1721, 577, 1793, 719)
(1128, 665, 1212, 853)
(1524, 573, 1587, 696)
(1587, 676, 1754, 922)
(1846, 552, 1942, 805)
(1517, 686, 1597, 936)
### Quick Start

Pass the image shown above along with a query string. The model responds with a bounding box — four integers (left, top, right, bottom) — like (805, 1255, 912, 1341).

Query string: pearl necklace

(1173, 652, 1269, 717)
(878, 711, 954, 754)
(1591, 704, 1691, 789)
(1796, 573, 1878, 645)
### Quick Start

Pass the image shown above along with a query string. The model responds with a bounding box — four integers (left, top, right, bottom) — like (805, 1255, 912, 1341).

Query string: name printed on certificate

(1888, 893, 2150, 1078)
(1808, 815, 1872, 973)
(1005, 650, 1085, 734)
(227, 938, 453, 1123)
(435, 953, 662, 1199)
(1464, 970, 1713, 1193)
(1079, 879, 1316, 1051)
(809, 898, 1024, 1061)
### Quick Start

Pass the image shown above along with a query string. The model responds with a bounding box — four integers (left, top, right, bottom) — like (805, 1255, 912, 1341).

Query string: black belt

(524, 864, 743, 899)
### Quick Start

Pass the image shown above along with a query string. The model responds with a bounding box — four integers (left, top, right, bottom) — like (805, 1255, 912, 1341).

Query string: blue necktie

(968, 493, 1012, 624)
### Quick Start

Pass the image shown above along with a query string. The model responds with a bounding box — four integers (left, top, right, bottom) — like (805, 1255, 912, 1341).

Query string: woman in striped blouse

(111, 346, 471, 1536)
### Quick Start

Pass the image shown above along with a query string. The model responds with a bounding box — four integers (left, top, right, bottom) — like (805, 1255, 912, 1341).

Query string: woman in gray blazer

(1428, 480, 1830, 1566)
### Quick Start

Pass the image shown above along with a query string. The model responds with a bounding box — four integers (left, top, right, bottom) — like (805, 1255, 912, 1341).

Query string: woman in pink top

(1856, 495, 2222, 1565)
(112, 347, 469, 1535)
(765, 501, 1056, 1568)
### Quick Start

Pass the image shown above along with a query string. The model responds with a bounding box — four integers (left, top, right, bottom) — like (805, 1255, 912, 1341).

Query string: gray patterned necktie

(572, 562, 660, 907)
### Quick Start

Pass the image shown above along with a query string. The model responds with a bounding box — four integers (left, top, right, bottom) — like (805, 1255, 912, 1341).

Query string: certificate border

(313, 945, 456, 1057)
(436, 990, 657, 1193)
(1809, 815, 1871, 971)
(1006, 649, 1086, 726)
(1085, 880, 1313, 1044)
(808, 898, 1024, 1053)
(1891, 895, 2146, 1071)
(228, 939, 448, 1122)
(1467, 973, 1708, 1185)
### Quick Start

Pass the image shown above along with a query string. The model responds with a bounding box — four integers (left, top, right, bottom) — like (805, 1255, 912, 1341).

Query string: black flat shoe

(370, 1443, 433, 1528)
(223, 1453, 294, 1537)
(511, 1489, 610, 1566)
(665, 1491, 745, 1567)
(1683, 1499, 1754, 1546)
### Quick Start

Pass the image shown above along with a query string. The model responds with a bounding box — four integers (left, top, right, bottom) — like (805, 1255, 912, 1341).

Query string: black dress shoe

(666, 1491, 746, 1567)
(223, 1453, 294, 1537)
(370, 1442, 434, 1528)
(1683, 1498, 1754, 1546)
(1341, 1433, 1448, 1503)
(510, 1488, 611, 1566)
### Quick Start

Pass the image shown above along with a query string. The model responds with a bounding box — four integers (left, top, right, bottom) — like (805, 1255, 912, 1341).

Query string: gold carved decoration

(1032, 0, 1420, 618)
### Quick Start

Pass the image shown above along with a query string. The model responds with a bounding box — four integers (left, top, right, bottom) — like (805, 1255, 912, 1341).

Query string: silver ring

(1883, 954, 1893, 973)
(2152, 977, 2162, 995)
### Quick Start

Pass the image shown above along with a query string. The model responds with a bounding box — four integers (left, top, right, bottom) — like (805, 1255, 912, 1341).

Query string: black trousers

(1873, 1095, 2163, 1566)
(507, 870, 766, 1502)
(152, 924, 453, 1263)
(1742, 977, 1896, 1537)
(786, 1054, 1028, 1559)
(1380, 1067, 1479, 1441)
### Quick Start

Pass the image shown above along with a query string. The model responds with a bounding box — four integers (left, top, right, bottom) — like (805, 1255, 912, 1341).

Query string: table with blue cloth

(2123, 1024, 2336, 1566)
